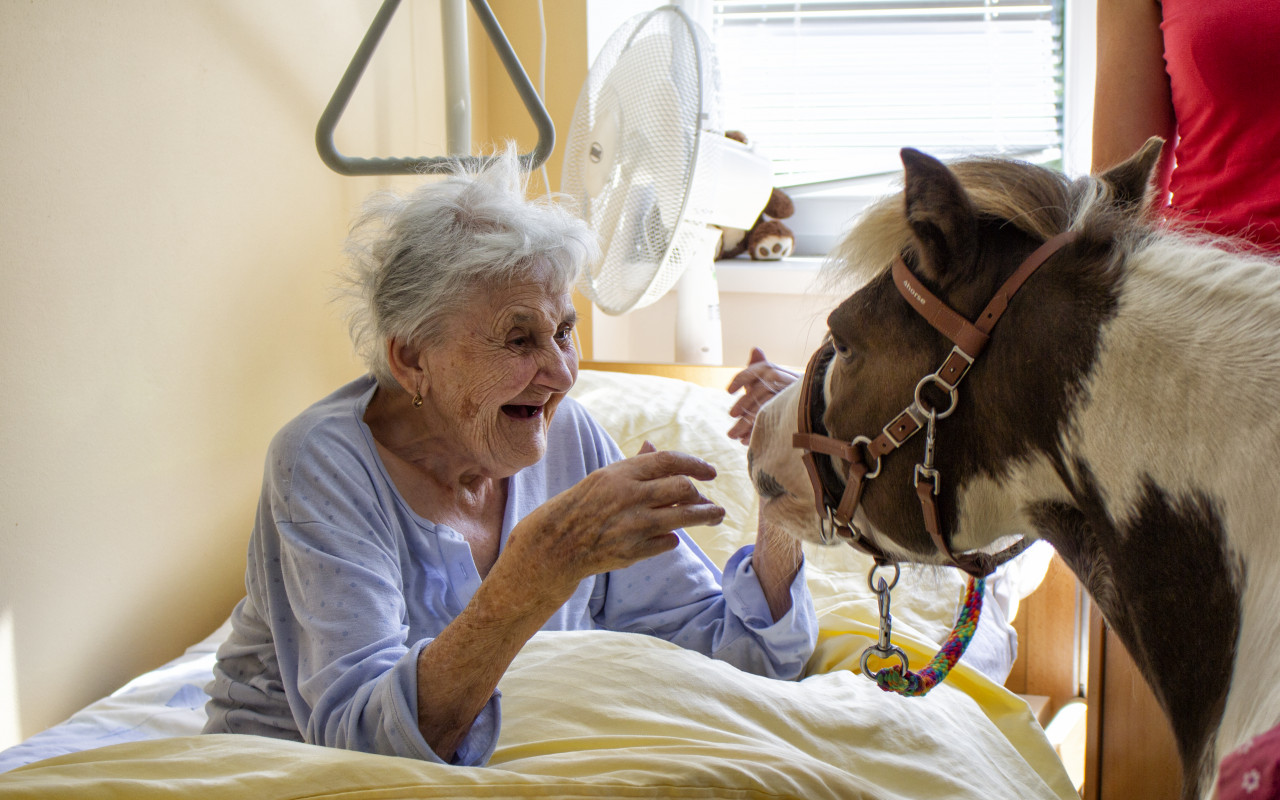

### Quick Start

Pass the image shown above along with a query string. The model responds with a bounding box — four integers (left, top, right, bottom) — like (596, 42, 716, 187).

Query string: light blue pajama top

(203, 375, 818, 766)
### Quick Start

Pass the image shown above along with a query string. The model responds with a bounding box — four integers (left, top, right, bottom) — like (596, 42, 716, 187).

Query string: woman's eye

(554, 325, 573, 343)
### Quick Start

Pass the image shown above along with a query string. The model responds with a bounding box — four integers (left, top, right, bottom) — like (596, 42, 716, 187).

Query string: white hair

(339, 144, 600, 387)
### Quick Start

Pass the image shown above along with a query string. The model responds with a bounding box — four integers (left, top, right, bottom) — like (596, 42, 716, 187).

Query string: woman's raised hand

(727, 347, 800, 445)
(504, 441, 725, 603)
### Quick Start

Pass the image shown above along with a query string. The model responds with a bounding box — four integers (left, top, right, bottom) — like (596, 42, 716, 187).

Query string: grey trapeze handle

(315, 0, 554, 176)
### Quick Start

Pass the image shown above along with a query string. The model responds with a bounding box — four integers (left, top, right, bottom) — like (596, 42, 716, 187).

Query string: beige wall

(0, 0, 824, 747)
(482, 0, 587, 195)
(0, 0, 458, 744)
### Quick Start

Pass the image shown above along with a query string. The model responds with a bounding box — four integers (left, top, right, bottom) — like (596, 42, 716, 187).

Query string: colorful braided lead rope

(873, 576, 985, 697)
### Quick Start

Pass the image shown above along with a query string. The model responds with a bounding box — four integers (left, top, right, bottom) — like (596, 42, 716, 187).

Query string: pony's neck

(1119, 237, 1280, 372)
(1048, 235, 1280, 798)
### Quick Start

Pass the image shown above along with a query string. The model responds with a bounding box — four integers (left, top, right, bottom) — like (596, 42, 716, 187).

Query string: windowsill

(715, 256, 829, 296)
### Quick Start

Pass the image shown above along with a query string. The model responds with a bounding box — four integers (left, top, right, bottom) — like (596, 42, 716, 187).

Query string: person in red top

(1093, 0, 1280, 252)
(1095, 3, 1280, 795)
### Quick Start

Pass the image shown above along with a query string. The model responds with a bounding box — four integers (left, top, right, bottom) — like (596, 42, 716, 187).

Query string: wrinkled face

(420, 263, 579, 478)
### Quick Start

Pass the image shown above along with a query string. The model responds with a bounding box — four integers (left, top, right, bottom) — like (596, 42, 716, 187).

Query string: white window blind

(711, 0, 1066, 186)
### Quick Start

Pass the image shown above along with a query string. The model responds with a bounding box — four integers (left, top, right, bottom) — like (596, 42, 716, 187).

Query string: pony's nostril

(753, 469, 787, 500)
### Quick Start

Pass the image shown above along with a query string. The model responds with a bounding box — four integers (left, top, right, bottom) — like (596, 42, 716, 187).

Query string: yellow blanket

(0, 371, 1075, 798)
(0, 629, 1075, 799)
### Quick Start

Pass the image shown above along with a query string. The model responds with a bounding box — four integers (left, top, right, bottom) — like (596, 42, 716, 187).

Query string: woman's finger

(726, 348, 768, 394)
(623, 448, 718, 483)
(727, 418, 752, 444)
(635, 501, 726, 533)
(625, 531, 682, 562)
(636, 474, 715, 509)
(729, 391, 757, 419)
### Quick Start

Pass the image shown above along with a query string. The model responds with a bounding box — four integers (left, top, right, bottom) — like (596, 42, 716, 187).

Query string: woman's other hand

(503, 441, 726, 604)
(726, 348, 800, 445)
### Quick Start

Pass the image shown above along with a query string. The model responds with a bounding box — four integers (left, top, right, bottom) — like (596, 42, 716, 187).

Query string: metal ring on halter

(913, 374, 960, 419)
(850, 435, 882, 479)
(819, 508, 842, 545)
(866, 561, 901, 593)
(861, 644, 910, 678)
(822, 508, 867, 547)
(914, 463, 941, 493)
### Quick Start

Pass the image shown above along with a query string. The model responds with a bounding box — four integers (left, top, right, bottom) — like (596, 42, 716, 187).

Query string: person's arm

(751, 507, 805, 622)
(1092, 0, 1176, 193)
(416, 446, 726, 761)
(413, 556, 562, 761)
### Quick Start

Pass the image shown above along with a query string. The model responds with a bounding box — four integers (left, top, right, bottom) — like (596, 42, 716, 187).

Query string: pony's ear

(900, 148, 979, 284)
(1098, 136, 1164, 210)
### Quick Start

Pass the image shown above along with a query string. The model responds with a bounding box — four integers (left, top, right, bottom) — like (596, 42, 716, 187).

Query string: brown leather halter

(792, 231, 1079, 578)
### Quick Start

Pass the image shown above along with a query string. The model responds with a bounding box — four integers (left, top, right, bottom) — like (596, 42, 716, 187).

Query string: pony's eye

(832, 337, 854, 360)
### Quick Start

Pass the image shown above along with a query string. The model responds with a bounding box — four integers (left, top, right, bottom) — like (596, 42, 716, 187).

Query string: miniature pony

(748, 139, 1280, 799)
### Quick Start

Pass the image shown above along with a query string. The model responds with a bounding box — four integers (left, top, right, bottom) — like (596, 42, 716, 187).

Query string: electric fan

(561, 5, 772, 364)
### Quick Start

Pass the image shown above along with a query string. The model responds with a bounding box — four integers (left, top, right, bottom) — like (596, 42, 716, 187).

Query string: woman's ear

(385, 337, 428, 399)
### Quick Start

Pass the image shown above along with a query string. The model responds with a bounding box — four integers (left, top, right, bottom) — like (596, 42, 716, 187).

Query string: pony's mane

(823, 156, 1131, 287)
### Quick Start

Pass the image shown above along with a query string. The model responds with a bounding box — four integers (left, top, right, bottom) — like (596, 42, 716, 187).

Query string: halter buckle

(933, 346, 974, 391)
(882, 405, 927, 447)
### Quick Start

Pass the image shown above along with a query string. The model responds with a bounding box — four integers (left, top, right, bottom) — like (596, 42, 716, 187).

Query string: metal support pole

(440, 0, 471, 157)
(316, 0, 552, 176)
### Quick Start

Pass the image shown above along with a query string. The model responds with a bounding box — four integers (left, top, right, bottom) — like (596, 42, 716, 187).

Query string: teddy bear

(715, 130, 797, 261)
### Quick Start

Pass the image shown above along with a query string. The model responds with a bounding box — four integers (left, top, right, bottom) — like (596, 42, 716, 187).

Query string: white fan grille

(562, 7, 725, 315)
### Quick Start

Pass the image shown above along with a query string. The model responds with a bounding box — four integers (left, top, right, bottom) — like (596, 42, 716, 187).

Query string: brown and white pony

(748, 139, 1280, 799)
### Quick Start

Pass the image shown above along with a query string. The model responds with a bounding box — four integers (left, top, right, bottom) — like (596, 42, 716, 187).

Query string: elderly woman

(203, 150, 817, 766)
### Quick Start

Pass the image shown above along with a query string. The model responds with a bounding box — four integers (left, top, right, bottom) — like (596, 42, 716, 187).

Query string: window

(709, 0, 1068, 187)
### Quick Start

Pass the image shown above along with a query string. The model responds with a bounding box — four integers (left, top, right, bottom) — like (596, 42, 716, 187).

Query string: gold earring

(412, 392, 423, 408)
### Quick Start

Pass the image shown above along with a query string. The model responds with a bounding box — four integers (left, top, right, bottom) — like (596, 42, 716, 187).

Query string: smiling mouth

(501, 404, 543, 419)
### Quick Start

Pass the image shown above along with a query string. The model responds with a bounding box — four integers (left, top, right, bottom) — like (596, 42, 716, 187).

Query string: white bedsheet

(0, 621, 229, 774)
